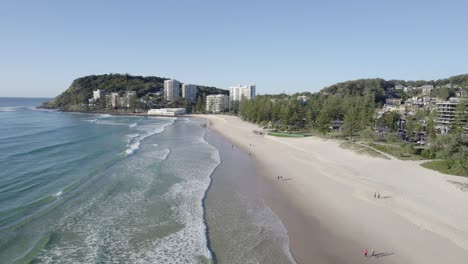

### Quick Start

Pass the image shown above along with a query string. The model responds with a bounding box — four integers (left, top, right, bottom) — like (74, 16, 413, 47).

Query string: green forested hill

(320, 78, 395, 103)
(43, 74, 167, 110)
(320, 74, 468, 103)
(43, 74, 227, 110)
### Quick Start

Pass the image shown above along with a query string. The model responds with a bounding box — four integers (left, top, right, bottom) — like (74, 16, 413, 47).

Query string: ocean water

(0, 98, 295, 263)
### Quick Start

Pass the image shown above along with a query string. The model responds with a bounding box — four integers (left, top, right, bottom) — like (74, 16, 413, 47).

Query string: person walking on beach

(378, 193, 381, 199)
(277, 176, 280, 180)
(374, 192, 377, 198)
(371, 249, 374, 257)
(364, 249, 368, 258)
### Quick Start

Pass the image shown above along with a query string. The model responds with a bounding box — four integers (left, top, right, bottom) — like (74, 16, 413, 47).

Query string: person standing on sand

(371, 249, 374, 256)
(364, 249, 368, 257)
(378, 193, 381, 199)
(374, 192, 377, 198)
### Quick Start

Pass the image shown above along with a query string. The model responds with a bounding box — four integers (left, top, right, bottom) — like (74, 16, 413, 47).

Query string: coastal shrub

(358, 128, 377, 140)
(385, 133, 400, 143)
(421, 160, 468, 177)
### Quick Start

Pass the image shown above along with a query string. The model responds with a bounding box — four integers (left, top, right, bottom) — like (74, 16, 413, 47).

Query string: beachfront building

(121, 91, 137, 108)
(109, 92, 121, 108)
(148, 108, 186, 116)
(93, 89, 105, 101)
(229, 84, 256, 101)
(182, 84, 197, 102)
(206, 94, 229, 113)
(164, 79, 180, 102)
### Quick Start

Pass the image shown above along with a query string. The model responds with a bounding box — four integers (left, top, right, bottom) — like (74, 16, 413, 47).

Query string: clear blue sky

(1, 0, 468, 97)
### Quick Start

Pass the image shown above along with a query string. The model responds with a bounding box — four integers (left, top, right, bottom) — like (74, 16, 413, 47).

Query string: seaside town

(85, 79, 467, 141)
(86, 79, 256, 116)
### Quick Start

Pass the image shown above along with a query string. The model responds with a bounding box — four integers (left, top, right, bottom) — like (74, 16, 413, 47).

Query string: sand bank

(196, 114, 468, 264)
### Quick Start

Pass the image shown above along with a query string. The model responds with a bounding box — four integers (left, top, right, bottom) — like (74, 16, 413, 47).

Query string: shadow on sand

(373, 252, 395, 258)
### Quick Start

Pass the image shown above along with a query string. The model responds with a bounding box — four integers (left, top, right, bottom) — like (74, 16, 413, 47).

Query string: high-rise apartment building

(164, 79, 180, 102)
(229, 84, 256, 101)
(182, 84, 197, 102)
(206, 94, 229, 113)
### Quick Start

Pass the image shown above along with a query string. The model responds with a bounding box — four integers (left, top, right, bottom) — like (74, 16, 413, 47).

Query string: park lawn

(268, 132, 305, 138)
(340, 142, 390, 159)
(368, 143, 426, 161)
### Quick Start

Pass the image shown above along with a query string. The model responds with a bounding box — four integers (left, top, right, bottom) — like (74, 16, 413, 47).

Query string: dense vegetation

(234, 75, 467, 176)
(320, 74, 468, 104)
(43, 74, 166, 110)
(42, 74, 228, 111)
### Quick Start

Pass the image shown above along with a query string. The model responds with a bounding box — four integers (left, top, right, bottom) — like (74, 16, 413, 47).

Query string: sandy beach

(196, 114, 468, 264)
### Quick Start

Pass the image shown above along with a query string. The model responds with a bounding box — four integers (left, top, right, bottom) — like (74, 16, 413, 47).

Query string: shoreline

(203, 128, 299, 263)
(201, 117, 354, 263)
(198, 114, 468, 264)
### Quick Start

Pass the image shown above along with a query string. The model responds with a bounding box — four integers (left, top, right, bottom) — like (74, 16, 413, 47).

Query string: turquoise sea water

(0, 98, 295, 263)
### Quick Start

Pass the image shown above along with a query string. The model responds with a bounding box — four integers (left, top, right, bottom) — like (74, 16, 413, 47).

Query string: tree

(280, 104, 290, 130)
(343, 105, 360, 136)
(406, 116, 414, 140)
(195, 96, 203, 113)
(453, 101, 468, 135)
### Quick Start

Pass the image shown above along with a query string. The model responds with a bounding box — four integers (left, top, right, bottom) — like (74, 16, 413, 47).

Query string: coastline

(197, 114, 468, 264)
(201, 117, 360, 263)
(203, 128, 298, 263)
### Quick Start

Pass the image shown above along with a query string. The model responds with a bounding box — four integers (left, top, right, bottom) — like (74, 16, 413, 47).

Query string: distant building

(122, 91, 137, 108)
(148, 108, 186, 116)
(206, 94, 229, 113)
(93, 89, 105, 101)
(164, 79, 180, 102)
(385, 98, 402, 106)
(229, 84, 256, 101)
(297, 95, 308, 104)
(456, 89, 468, 98)
(435, 98, 468, 134)
(109, 92, 120, 108)
(182, 84, 197, 102)
(422, 84, 433, 96)
(395, 84, 404, 90)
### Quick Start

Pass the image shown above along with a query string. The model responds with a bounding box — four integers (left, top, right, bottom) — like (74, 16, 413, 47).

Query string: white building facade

(148, 108, 186, 116)
(206, 94, 229, 113)
(229, 84, 256, 101)
(93, 89, 105, 101)
(109, 92, 120, 108)
(164, 79, 180, 102)
(182, 84, 197, 102)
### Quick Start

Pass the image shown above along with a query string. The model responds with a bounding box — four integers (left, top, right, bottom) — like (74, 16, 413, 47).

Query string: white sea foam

(125, 141, 141, 156)
(94, 120, 130, 126)
(35, 118, 219, 263)
(152, 140, 220, 263)
(129, 123, 137, 128)
(123, 118, 175, 157)
(83, 119, 98, 123)
(0, 106, 36, 112)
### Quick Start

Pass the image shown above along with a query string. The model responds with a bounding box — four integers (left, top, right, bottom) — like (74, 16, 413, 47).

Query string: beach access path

(195, 114, 468, 264)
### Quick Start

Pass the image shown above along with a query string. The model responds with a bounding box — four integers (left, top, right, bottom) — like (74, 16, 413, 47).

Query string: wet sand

(204, 129, 296, 263)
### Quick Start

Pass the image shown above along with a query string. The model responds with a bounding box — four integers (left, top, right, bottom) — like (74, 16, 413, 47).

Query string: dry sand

(195, 114, 468, 264)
